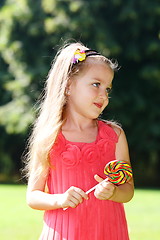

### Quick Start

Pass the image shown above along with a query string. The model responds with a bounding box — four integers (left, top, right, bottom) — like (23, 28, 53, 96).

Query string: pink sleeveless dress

(39, 120, 130, 240)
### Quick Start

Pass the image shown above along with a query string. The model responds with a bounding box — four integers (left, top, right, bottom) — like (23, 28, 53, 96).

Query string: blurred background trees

(0, 0, 160, 187)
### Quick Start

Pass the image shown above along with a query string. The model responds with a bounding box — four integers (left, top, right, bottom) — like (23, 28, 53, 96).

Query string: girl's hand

(59, 186, 88, 209)
(94, 174, 116, 200)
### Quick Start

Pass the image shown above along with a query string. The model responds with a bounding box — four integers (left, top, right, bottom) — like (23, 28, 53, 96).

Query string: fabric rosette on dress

(61, 144, 82, 169)
(81, 144, 100, 165)
(99, 122, 118, 142)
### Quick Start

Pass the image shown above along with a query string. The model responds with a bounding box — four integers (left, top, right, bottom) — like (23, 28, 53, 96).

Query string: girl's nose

(99, 89, 108, 100)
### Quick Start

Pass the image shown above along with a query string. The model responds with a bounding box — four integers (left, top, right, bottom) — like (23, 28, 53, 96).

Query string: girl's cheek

(104, 99, 109, 107)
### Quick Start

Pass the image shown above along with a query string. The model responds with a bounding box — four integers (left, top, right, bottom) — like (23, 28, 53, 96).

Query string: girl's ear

(65, 88, 71, 96)
(65, 79, 72, 96)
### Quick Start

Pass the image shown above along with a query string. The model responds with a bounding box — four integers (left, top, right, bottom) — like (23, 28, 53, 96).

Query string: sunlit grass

(0, 185, 160, 240)
(0, 184, 43, 240)
(125, 189, 160, 240)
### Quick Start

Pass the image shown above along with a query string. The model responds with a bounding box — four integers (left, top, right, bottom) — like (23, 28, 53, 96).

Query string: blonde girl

(25, 42, 134, 240)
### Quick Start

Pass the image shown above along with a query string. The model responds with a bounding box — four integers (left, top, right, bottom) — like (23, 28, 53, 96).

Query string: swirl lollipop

(104, 160, 132, 185)
(85, 160, 132, 195)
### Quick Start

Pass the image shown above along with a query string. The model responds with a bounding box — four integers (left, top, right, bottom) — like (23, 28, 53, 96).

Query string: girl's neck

(62, 105, 98, 131)
(62, 117, 97, 132)
(62, 118, 98, 143)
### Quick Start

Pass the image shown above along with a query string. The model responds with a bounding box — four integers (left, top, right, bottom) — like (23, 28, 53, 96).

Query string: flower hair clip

(72, 49, 86, 64)
(72, 49, 101, 64)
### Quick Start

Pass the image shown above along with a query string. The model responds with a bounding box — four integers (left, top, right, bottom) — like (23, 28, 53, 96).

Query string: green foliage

(0, 0, 160, 186)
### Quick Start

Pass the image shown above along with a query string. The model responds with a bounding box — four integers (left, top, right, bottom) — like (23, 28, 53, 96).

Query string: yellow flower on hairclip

(72, 49, 86, 64)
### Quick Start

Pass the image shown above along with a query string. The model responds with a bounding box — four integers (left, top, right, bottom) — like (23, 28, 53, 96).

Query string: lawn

(0, 184, 43, 240)
(0, 185, 160, 240)
(125, 188, 160, 240)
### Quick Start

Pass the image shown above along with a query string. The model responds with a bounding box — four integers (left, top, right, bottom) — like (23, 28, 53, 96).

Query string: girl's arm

(94, 128, 134, 203)
(27, 167, 88, 211)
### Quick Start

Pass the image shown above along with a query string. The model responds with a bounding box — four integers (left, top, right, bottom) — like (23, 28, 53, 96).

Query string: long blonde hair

(24, 42, 118, 180)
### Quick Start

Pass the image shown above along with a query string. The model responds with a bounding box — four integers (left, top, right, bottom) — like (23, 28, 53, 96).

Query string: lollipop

(104, 160, 132, 185)
(86, 160, 132, 194)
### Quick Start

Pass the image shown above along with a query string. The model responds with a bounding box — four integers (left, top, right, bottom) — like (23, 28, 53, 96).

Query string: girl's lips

(94, 103, 103, 108)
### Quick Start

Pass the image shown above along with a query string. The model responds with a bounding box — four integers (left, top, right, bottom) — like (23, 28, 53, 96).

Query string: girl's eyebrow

(107, 84, 112, 88)
(92, 77, 101, 82)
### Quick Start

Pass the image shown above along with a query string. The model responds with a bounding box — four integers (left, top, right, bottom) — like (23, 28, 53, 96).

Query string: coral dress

(39, 120, 130, 240)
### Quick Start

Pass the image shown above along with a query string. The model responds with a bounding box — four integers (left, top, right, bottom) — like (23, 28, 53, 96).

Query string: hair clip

(72, 49, 86, 64)
(72, 49, 101, 64)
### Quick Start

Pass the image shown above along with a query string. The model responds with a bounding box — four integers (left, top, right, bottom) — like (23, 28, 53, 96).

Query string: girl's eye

(93, 83, 100, 87)
(106, 87, 112, 94)
(92, 83, 112, 94)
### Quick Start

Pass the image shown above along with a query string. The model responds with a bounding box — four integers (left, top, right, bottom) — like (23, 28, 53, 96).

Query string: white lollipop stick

(63, 178, 108, 210)
(85, 178, 108, 194)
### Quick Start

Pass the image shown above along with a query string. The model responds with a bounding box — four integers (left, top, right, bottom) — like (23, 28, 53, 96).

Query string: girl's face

(67, 62, 114, 120)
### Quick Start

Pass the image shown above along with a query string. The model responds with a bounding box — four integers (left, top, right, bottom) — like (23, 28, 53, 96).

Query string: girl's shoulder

(98, 119, 122, 138)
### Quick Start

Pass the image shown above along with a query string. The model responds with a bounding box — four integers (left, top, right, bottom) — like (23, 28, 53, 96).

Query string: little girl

(25, 42, 134, 240)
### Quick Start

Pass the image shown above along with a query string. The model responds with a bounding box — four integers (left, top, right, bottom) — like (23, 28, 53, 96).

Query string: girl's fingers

(94, 174, 104, 183)
(65, 186, 88, 208)
(94, 181, 116, 200)
(67, 197, 80, 208)
(68, 186, 88, 200)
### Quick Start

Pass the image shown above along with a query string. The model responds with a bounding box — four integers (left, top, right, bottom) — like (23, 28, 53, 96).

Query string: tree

(0, 0, 160, 186)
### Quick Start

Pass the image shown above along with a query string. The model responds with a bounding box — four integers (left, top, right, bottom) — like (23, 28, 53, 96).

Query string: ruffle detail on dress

(49, 121, 118, 169)
(98, 121, 118, 142)
(81, 144, 100, 164)
(61, 144, 82, 168)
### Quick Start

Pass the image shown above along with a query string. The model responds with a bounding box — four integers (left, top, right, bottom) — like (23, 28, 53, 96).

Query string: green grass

(0, 184, 43, 240)
(0, 185, 160, 240)
(125, 189, 160, 240)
